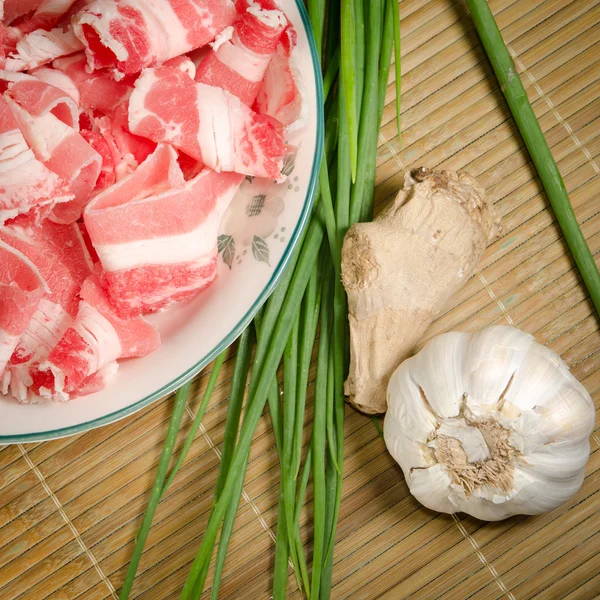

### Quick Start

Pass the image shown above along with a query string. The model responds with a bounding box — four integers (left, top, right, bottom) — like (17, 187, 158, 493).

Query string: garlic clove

(463, 326, 532, 416)
(512, 465, 585, 512)
(383, 416, 434, 470)
(502, 343, 573, 413)
(526, 440, 591, 479)
(408, 464, 456, 514)
(409, 331, 468, 419)
(386, 364, 438, 444)
(452, 490, 516, 522)
(537, 383, 596, 442)
(470, 483, 517, 504)
(509, 383, 595, 453)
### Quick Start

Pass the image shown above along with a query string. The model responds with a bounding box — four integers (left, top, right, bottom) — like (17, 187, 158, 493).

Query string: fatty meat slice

(3, 0, 78, 54)
(0, 68, 78, 127)
(101, 102, 155, 171)
(72, 0, 236, 79)
(79, 125, 115, 190)
(75, 360, 118, 396)
(0, 239, 47, 377)
(77, 99, 156, 190)
(7, 95, 102, 222)
(30, 63, 80, 103)
(255, 42, 303, 128)
(80, 114, 139, 186)
(6, 0, 78, 36)
(0, 93, 72, 223)
(29, 274, 160, 401)
(129, 65, 286, 179)
(195, 0, 288, 106)
(128, 65, 202, 161)
(52, 52, 132, 115)
(3, 24, 83, 71)
(84, 143, 244, 317)
(0, 219, 92, 401)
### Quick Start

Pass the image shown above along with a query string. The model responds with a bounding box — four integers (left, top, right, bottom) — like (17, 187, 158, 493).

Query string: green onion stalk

(118, 353, 226, 600)
(119, 0, 401, 598)
(465, 0, 600, 316)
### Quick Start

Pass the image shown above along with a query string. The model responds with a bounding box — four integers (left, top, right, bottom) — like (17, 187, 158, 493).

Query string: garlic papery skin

(383, 326, 596, 521)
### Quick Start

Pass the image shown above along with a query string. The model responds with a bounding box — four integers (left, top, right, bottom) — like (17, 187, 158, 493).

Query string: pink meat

(79, 104, 155, 190)
(84, 144, 243, 317)
(87, 115, 136, 181)
(0, 93, 72, 223)
(0, 219, 92, 401)
(163, 54, 196, 78)
(30, 64, 80, 102)
(255, 42, 302, 127)
(195, 0, 287, 106)
(0, 68, 79, 127)
(3, 0, 77, 49)
(2, 0, 44, 25)
(129, 65, 286, 179)
(72, 0, 236, 79)
(75, 360, 118, 396)
(234, 0, 288, 53)
(80, 125, 115, 190)
(7, 95, 102, 223)
(0, 240, 47, 377)
(128, 65, 202, 160)
(0, 24, 5, 67)
(108, 102, 155, 167)
(29, 274, 160, 401)
(52, 53, 132, 115)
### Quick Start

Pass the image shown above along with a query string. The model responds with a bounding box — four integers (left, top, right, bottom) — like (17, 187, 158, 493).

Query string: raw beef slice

(52, 52, 133, 116)
(255, 42, 303, 128)
(0, 239, 47, 376)
(195, 0, 288, 106)
(129, 65, 286, 179)
(84, 143, 244, 317)
(6, 94, 101, 222)
(0, 220, 92, 402)
(0, 93, 72, 223)
(3, 25, 83, 72)
(0, 68, 79, 127)
(2, 0, 45, 25)
(72, 0, 236, 79)
(29, 274, 160, 401)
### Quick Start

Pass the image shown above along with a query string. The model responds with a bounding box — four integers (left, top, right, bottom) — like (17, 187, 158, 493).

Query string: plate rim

(0, 0, 324, 445)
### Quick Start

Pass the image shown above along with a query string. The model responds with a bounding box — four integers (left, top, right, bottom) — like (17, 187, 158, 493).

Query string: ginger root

(341, 167, 500, 414)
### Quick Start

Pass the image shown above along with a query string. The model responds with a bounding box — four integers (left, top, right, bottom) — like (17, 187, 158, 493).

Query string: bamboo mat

(1, 0, 600, 598)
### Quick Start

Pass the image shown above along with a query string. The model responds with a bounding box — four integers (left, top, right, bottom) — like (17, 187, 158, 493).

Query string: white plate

(0, 0, 323, 443)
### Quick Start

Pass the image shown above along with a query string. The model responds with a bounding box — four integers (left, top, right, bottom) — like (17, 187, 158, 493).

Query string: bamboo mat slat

(2, 0, 600, 598)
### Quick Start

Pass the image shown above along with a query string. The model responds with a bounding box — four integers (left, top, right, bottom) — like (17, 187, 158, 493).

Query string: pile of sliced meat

(0, 0, 303, 403)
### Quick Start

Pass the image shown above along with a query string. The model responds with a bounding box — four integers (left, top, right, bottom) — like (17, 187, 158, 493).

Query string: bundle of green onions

(118, 0, 600, 598)
(118, 0, 401, 598)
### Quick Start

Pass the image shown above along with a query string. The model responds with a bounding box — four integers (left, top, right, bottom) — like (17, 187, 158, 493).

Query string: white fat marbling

(74, 301, 122, 372)
(216, 34, 272, 82)
(96, 181, 239, 270)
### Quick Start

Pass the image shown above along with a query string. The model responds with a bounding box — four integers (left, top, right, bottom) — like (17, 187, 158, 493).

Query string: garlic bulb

(383, 326, 595, 521)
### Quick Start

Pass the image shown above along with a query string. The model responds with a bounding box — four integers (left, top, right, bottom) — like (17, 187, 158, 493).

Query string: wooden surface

(2, 0, 600, 598)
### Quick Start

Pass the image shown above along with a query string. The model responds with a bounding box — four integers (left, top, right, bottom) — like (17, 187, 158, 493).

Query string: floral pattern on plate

(219, 149, 299, 269)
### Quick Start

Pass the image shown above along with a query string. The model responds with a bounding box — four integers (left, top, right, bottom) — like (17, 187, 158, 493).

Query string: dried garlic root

(341, 167, 501, 414)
